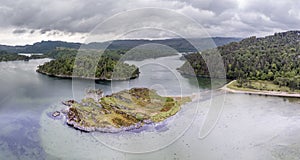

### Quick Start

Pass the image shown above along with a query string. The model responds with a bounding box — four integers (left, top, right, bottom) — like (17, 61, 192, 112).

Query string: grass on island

(227, 80, 300, 94)
(67, 88, 192, 130)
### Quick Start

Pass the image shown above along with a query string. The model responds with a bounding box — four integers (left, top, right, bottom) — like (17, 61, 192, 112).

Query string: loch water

(0, 55, 299, 160)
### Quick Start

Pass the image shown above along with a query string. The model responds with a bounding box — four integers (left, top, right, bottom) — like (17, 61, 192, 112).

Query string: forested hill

(178, 31, 300, 90)
(0, 50, 31, 61)
(0, 41, 81, 53)
(83, 37, 241, 52)
(0, 37, 241, 54)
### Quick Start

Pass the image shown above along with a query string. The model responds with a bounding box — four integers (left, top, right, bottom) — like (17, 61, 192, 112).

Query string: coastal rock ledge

(57, 88, 191, 133)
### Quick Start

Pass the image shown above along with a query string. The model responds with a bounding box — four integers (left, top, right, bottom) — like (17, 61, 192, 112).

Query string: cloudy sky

(0, 0, 299, 45)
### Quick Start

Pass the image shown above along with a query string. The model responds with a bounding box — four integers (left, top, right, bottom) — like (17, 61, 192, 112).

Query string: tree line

(37, 48, 139, 80)
(178, 31, 300, 90)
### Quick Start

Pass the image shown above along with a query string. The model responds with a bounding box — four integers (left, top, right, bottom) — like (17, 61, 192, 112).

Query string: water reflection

(0, 57, 300, 159)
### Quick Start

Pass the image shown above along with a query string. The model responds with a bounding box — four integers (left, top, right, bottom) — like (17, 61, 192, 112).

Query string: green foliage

(45, 47, 78, 59)
(0, 50, 48, 62)
(0, 41, 81, 53)
(178, 31, 300, 90)
(66, 88, 192, 130)
(37, 48, 139, 80)
(274, 76, 300, 91)
(0, 51, 29, 62)
(228, 80, 300, 93)
(118, 46, 178, 61)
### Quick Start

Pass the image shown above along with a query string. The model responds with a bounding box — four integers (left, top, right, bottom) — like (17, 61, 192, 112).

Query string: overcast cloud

(0, 0, 299, 45)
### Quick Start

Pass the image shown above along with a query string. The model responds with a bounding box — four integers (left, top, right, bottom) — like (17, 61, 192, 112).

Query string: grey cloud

(47, 31, 60, 36)
(12, 29, 27, 34)
(0, 0, 300, 39)
(183, 0, 238, 14)
(40, 28, 50, 34)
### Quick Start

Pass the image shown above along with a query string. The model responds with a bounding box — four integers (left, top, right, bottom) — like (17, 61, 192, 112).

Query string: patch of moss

(65, 88, 192, 132)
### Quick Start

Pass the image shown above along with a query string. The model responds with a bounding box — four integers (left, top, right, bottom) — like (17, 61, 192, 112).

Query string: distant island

(178, 31, 300, 94)
(37, 48, 140, 80)
(52, 88, 191, 132)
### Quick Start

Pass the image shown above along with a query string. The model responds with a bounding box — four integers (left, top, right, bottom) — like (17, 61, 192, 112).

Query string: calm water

(0, 55, 300, 159)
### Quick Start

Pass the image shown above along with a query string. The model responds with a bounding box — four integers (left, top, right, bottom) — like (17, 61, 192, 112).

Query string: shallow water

(0, 56, 299, 159)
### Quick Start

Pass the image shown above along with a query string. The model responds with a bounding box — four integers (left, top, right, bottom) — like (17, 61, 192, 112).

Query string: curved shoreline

(55, 88, 193, 133)
(63, 101, 189, 133)
(66, 119, 145, 133)
(221, 80, 300, 98)
(36, 69, 139, 81)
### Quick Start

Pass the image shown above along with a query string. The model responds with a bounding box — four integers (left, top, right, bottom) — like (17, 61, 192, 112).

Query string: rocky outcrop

(58, 88, 192, 133)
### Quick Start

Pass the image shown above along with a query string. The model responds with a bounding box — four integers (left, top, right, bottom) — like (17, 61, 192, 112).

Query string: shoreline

(64, 111, 175, 133)
(221, 80, 300, 98)
(55, 88, 193, 133)
(63, 99, 191, 133)
(36, 69, 139, 81)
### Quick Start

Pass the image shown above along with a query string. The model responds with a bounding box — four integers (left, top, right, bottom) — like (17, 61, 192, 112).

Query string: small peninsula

(56, 88, 191, 132)
(178, 31, 300, 93)
(222, 80, 300, 98)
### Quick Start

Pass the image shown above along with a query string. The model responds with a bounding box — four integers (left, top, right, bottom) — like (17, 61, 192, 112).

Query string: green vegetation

(0, 51, 30, 62)
(0, 40, 81, 53)
(0, 38, 240, 54)
(0, 50, 48, 62)
(178, 31, 300, 91)
(227, 80, 300, 93)
(0, 37, 240, 62)
(45, 46, 178, 61)
(36, 46, 180, 80)
(117, 45, 178, 61)
(64, 88, 192, 132)
(37, 48, 139, 80)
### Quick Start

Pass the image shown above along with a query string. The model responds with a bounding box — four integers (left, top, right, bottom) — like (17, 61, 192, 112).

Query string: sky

(0, 0, 299, 45)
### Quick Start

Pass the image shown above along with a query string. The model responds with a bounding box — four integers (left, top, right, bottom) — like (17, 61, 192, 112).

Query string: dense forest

(0, 51, 31, 61)
(0, 51, 48, 62)
(37, 48, 139, 80)
(178, 31, 300, 90)
(0, 41, 81, 53)
(45, 46, 177, 61)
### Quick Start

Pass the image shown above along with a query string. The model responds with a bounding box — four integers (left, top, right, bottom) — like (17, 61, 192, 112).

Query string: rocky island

(56, 88, 191, 132)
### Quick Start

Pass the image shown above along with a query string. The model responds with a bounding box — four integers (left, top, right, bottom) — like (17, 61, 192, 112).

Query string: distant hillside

(0, 37, 241, 54)
(0, 41, 81, 53)
(178, 31, 300, 90)
(83, 37, 242, 52)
